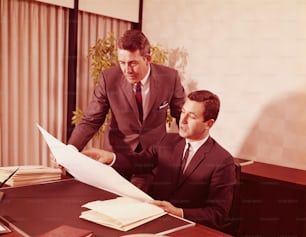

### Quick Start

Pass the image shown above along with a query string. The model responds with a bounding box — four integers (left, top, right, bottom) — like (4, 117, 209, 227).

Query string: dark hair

(188, 90, 220, 122)
(117, 29, 151, 56)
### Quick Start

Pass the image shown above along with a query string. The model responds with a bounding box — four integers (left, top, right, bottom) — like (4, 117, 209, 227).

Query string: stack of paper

(0, 166, 62, 187)
(80, 197, 166, 231)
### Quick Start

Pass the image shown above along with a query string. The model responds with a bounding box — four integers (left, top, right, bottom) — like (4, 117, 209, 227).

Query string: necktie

(135, 82, 143, 122)
(180, 143, 191, 174)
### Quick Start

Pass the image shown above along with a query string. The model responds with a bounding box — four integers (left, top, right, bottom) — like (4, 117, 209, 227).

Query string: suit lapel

(176, 137, 214, 188)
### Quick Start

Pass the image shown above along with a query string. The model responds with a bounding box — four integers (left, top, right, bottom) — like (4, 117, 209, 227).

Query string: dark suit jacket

(68, 63, 185, 152)
(113, 133, 236, 231)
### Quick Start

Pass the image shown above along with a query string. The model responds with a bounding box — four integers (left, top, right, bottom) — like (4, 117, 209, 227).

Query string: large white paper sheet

(37, 124, 152, 202)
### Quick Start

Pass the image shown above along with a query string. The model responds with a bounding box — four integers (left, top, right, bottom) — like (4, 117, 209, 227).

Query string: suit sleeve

(169, 71, 185, 125)
(68, 72, 110, 150)
(182, 158, 236, 230)
(112, 146, 158, 180)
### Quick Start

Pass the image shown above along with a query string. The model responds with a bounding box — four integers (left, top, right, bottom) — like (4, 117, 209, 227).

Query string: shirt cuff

(180, 208, 184, 218)
(67, 144, 78, 151)
(109, 153, 117, 166)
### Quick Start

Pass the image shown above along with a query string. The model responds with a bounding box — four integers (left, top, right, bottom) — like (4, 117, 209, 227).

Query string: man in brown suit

(68, 29, 185, 154)
(83, 90, 236, 231)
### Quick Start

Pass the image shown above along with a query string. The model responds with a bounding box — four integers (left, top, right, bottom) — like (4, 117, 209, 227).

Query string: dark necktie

(180, 143, 191, 174)
(135, 82, 143, 122)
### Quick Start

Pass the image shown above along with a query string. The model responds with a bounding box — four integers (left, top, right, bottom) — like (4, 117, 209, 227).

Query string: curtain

(76, 11, 130, 149)
(0, 0, 131, 166)
(1, 0, 69, 166)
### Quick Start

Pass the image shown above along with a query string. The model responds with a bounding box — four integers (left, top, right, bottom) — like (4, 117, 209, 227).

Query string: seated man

(83, 90, 236, 231)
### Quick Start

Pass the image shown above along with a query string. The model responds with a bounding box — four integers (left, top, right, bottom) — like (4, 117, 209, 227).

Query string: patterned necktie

(135, 82, 143, 122)
(180, 143, 191, 174)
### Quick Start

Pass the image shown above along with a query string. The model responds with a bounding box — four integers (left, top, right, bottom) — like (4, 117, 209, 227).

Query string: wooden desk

(236, 159, 306, 237)
(2, 224, 232, 237)
(169, 224, 233, 237)
(0, 179, 232, 237)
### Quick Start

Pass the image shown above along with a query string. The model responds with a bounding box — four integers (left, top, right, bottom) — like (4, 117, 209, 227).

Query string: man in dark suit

(68, 29, 185, 154)
(83, 90, 236, 231)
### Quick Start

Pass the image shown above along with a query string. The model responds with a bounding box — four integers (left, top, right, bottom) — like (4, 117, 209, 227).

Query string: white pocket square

(159, 101, 169, 109)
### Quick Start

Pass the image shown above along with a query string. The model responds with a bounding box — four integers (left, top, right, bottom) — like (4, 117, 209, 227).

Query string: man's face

(117, 49, 150, 84)
(179, 99, 213, 141)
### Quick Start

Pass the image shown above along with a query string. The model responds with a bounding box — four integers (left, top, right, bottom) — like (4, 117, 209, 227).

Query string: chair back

(223, 161, 242, 236)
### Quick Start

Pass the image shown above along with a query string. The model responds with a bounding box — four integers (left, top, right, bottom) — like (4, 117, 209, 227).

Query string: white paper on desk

(36, 124, 152, 202)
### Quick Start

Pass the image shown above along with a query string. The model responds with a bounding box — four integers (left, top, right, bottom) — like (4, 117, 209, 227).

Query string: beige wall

(143, 0, 306, 170)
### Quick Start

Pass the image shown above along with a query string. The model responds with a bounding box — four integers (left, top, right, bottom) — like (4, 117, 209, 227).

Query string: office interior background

(1, 0, 306, 171)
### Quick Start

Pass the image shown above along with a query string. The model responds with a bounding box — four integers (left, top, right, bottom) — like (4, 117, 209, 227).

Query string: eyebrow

(118, 60, 139, 64)
(189, 112, 200, 118)
(182, 108, 199, 118)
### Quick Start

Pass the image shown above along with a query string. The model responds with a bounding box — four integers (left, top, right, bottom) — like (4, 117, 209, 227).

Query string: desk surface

(2, 224, 233, 237)
(0, 179, 232, 237)
(235, 158, 306, 188)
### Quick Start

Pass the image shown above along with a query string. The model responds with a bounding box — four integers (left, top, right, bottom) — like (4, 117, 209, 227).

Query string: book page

(83, 197, 164, 225)
(37, 124, 152, 202)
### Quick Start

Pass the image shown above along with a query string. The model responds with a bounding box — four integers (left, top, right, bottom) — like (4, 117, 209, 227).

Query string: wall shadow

(237, 91, 306, 170)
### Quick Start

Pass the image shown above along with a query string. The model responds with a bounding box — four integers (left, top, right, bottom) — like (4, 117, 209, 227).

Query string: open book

(80, 197, 166, 231)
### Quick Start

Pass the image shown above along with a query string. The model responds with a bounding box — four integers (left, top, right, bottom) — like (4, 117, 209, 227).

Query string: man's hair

(117, 29, 151, 56)
(188, 90, 220, 122)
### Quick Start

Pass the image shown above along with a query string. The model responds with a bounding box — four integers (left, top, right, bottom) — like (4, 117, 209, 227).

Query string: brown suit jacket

(113, 133, 236, 231)
(68, 63, 185, 152)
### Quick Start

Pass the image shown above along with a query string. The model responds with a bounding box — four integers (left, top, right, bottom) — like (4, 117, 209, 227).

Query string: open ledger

(80, 197, 166, 231)
(37, 124, 195, 232)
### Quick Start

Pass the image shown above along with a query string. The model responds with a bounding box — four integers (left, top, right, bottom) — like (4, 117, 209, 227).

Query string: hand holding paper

(150, 200, 183, 218)
(37, 124, 152, 202)
(82, 148, 115, 165)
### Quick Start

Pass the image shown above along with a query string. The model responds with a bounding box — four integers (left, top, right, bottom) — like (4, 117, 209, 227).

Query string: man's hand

(82, 148, 114, 165)
(50, 153, 66, 176)
(150, 200, 183, 218)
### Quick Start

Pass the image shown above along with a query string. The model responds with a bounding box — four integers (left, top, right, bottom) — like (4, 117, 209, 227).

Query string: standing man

(83, 90, 236, 231)
(68, 29, 185, 154)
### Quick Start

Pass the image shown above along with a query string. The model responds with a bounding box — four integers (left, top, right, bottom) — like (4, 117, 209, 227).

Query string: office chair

(223, 162, 242, 237)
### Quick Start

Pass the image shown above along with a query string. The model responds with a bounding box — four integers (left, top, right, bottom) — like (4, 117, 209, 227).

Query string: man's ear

(207, 119, 215, 128)
(144, 54, 151, 63)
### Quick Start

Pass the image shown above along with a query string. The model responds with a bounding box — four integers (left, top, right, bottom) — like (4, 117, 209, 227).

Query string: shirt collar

(139, 65, 150, 87)
(186, 135, 209, 151)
